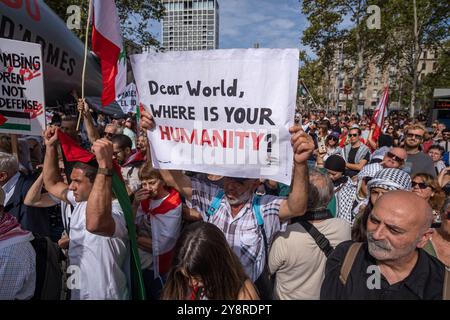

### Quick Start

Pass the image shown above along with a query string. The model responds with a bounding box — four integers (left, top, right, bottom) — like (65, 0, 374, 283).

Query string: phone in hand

(318, 140, 327, 154)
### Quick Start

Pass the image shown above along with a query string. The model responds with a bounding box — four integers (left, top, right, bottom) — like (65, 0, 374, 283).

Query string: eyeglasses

(406, 133, 423, 140)
(412, 181, 431, 189)
(348, 133, 359, 137)
(386, 151, 405, 163)
(104, 132, 116, 138)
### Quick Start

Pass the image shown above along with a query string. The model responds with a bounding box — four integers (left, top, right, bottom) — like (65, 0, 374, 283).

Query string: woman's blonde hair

(412, 173, 445, 211)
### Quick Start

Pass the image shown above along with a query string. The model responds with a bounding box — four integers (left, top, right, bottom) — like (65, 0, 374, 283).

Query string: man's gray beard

(367, 232, 392, 258)
(226, 190, 252, 206)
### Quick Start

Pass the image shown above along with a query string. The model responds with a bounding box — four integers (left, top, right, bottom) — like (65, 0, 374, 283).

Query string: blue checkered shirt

(191, 178, 285, 282)
(0, 241, 36, 300)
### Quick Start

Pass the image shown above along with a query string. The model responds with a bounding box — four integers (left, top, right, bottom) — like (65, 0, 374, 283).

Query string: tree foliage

(45, 0, 165, 47)
(300, 0, 450, 114)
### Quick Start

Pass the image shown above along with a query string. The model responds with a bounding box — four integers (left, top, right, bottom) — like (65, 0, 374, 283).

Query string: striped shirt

(191, 178, 285, 281)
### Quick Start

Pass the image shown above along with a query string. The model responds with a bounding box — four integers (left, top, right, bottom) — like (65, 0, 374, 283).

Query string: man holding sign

(140, 109, 313, 299)
(134, 49, 309, 299)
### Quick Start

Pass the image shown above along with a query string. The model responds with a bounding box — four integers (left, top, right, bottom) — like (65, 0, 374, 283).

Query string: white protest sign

(131, 49, 299, 184)
(0, 38, 45, 135)
(116, 83, 138, 114)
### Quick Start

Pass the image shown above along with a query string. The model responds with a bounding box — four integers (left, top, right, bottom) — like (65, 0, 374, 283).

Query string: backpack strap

(339, 242, 363, 285)
(297, 220, 334, 258)
(444, 268, 450, 300)
(251, 195, 270, 267)
(206, 189, 225, 220)
(252, 195, 263, 226)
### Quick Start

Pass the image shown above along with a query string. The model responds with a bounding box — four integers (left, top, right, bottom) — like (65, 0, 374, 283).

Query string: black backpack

(30, 235, 63, 300)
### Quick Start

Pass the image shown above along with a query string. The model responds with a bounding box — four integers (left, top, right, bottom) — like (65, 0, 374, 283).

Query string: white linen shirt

(66, 191, 130, 300)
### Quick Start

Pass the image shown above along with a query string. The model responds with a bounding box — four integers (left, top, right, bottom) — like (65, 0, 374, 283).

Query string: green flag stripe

(112, 173, 146, 300)
(0, 123, 31, 131)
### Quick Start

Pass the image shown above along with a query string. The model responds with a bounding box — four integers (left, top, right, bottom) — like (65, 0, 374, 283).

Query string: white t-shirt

(66, 191, 130, 300)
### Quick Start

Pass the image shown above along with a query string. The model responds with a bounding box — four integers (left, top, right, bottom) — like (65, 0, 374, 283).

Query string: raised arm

(43, 126, 69, 202)
(78, 98, 100, 144)
(279, 125, 314, 221)
(366, 125, 377, 149)
(86, 138, 115, 237)
(160, 170, 192, 201)
(24, 172, 58, 207)
(345, 159, 368, 172)
(438, 167, 450, 188)
(139, 108, 193, 201)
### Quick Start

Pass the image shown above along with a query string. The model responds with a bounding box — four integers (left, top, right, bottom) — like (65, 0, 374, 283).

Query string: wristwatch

(97, 167, 114, 176)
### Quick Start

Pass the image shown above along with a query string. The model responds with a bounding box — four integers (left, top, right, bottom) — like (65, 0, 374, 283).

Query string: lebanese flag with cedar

(92, 0, 127, 106)
(369, 86, 389, 147)
(57, 129, 123, 182)
(140, 188, 182, 278)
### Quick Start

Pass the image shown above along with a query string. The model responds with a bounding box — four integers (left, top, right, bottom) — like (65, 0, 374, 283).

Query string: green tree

(298, 53, 325, 111)
(300, 0, 387, 113)
(375, 0, 449, 116)
(45, 0, 165, 48)
(301, 0, 344, 110)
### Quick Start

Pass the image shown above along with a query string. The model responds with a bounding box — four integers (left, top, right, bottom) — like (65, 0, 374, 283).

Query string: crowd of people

(1, 99, 449, 300)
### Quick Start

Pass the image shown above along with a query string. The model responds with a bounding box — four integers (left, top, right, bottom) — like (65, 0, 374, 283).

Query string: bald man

(321, 191, 449, 300)
(380, 147, 408, 169)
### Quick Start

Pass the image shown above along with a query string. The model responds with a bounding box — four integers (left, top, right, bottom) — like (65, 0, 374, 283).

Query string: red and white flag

(370, 86, 389, 145)
(91, 0, 127, 106)
(140, 188, 182, 278)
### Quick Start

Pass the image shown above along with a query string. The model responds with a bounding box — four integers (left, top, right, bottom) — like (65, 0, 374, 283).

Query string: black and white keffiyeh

(367, 168, 412, 191)
(335, 177, 357, 225)
(357, 163, 383, 180)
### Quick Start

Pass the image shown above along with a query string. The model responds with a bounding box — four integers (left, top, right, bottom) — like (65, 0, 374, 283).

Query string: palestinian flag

(298, 79, 309, 98)
(0, 111, 31, 131)
(91, 0, 127, 106)
(57, 130, 146, 300)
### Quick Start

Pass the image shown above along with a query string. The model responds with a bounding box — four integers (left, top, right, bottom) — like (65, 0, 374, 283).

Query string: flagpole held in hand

(77, 0, 93, 132)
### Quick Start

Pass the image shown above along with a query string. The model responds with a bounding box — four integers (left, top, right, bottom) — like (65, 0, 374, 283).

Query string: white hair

(0, 152, 18, 178)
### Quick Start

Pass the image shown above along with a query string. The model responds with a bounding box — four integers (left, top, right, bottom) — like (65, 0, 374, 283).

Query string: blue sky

(148, 0, 314, 56)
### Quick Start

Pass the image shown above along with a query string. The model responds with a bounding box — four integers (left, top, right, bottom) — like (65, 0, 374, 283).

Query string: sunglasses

(329, 136, 339, 141)
(406, 133, 423, 140)
(386, 151, 405, 163)
(412, 181, 431, 189)
(104, 132, 116, 138)
(348, 133, 359, 137)
(388, 127, 394, 130)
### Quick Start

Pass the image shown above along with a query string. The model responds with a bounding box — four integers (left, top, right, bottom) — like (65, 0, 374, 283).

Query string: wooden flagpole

(76, 0, 93, 131)
(10, 134, 19, 159)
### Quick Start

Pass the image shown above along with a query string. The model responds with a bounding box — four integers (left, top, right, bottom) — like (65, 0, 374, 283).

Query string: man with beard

(112, 134, 144, 194)
(403, 124, 436, 177)
(139, 109, 314, 299)
(324, 155, 356, 225)
(320, 191, 449, 300)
